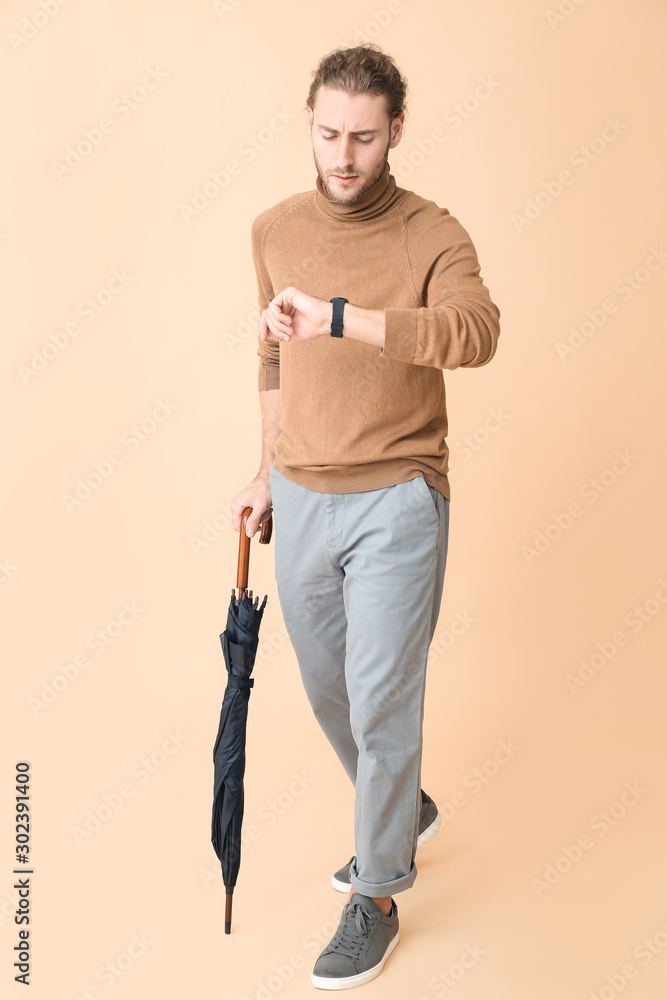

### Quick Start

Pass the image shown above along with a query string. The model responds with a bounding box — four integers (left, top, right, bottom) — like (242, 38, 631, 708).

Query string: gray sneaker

(331, 789, 441, 892)
(311, 893, 399, 990)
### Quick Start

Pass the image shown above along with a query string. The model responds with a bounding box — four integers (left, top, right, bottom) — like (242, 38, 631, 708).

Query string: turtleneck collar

(315, 161, 398, 223)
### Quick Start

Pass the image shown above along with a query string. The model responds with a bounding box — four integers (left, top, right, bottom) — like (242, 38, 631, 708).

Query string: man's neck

(314, 162, 398, 223)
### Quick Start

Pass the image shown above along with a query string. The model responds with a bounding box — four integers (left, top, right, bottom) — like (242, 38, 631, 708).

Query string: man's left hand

(259, 287, 330, 343)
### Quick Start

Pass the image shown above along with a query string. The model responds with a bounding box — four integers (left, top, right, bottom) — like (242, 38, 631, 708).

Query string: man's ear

(390, 113, 404, 148)
(306, 107, 313, 136)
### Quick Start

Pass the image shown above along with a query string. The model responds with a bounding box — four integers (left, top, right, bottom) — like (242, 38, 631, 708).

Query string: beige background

(2, 1, 666, 997)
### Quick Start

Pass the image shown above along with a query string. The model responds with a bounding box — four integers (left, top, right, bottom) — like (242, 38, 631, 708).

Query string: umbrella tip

(225, 889, 234, 935)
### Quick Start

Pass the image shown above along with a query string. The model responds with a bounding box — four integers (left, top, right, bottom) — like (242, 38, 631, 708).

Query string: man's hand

(231, 474, 273, 538)
(259, 286, 331, 343)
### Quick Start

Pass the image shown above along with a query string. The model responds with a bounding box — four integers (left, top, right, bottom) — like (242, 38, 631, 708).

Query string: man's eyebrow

(317, 125, 379, 135)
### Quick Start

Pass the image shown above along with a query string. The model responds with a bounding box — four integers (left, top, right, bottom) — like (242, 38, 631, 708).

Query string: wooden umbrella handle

(237, 506, 273, 591)
(225, 890, 233, 935)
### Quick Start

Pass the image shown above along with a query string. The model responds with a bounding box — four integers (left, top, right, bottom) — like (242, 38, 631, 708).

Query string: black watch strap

(329, 297, 348, 337)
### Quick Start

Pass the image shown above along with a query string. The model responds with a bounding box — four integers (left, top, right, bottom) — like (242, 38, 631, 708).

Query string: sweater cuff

(258, 365, 280, 391)
(381, 308, 418, 364)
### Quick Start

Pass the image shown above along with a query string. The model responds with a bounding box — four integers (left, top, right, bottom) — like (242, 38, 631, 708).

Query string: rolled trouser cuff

(348, 857, 418, 897)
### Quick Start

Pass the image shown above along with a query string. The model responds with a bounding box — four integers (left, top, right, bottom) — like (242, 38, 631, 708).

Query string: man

(232, 44, 500, 990)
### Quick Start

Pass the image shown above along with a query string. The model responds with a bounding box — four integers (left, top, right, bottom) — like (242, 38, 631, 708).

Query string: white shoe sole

(331, 872, 352, 892)
(417, 807, 442, 848)
(330, 809, 442, 893)
(311, 930, 399, 990)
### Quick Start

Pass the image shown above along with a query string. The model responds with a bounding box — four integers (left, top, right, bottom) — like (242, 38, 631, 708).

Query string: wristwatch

(329, 297, 348, 338)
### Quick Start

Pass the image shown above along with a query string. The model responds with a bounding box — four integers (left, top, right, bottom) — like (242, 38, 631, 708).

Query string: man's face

(307, 86, 403, 204)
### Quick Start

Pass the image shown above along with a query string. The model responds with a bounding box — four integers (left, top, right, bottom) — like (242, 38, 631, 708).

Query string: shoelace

(331, 902, 376, 958)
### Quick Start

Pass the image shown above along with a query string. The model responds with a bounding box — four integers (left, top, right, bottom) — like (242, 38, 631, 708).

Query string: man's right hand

(231, 474, 273, 538)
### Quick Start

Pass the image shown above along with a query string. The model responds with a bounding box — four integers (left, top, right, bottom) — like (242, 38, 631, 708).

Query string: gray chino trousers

(269, 463, 449, 897)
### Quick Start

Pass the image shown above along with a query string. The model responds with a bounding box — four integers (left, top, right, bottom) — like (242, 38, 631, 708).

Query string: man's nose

(338, 135, 355, 165)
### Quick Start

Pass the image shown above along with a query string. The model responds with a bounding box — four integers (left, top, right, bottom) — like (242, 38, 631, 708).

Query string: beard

(314, 133, 391, 204)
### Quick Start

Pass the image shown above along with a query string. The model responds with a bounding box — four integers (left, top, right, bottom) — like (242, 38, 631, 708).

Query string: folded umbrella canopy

(211, 505, 272, 933)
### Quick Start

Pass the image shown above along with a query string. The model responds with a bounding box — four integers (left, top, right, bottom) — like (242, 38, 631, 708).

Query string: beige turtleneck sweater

(251, 162, 500, 502)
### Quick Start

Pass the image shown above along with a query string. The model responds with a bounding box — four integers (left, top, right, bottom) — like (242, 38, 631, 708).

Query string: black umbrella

(211, 504, 272, 933)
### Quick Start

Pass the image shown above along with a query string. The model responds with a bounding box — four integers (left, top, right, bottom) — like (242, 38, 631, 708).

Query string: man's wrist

(337, 303, 386, 348)
(317, 298, 386, 348)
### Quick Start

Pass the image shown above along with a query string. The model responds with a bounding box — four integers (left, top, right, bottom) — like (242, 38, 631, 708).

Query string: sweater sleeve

(251, 215, 280, 391)
(381, 211, 500, 370)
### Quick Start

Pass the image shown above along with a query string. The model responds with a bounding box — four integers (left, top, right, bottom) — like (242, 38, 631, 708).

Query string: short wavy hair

(306, 44, 409, 124)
